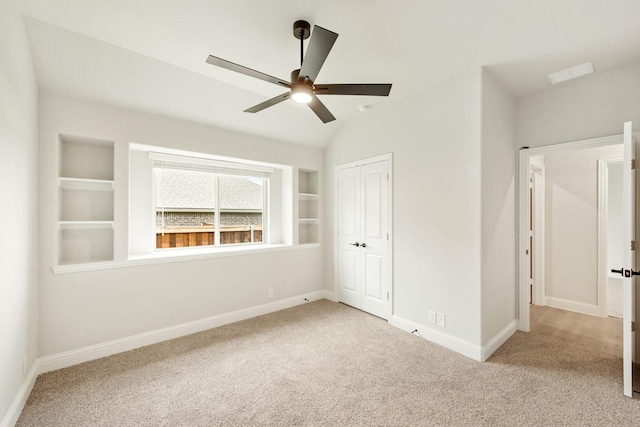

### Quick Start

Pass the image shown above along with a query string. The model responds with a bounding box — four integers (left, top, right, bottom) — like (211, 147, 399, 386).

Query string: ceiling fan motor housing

(291, 69, 300, 83)
(291, 68, 312, 84)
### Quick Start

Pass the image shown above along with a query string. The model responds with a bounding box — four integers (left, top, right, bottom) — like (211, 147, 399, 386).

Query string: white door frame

(597, 157, 623, 317)
(334, 153, 393, 319)
(529, 161, 546, 306)
(518, 134, 627, 331)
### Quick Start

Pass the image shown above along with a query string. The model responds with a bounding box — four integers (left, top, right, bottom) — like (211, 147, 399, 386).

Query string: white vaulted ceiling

(20, 0, 640, 147)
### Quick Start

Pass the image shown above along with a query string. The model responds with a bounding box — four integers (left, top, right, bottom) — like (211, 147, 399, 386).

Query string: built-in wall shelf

(298, 218, 319, 224)
(298, 169, 319, 245)
(298, 193, 319, 201)
(57, 134, 115, 265)
(59, 177, 114, 192)
(58, 221, 115, 231)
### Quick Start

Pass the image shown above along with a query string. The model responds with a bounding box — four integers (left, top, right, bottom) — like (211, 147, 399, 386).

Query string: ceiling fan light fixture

(291, 84, 313, 104)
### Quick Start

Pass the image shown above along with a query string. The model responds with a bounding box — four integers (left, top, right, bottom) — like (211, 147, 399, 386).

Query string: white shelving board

(298, 193, 319, 201)
(58, 221, 115, 231)
(298, 218, 319, 224)
(59, 177, 114, 192)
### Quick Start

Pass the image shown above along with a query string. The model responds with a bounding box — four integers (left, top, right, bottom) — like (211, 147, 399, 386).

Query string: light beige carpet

(17, 299, 640, 426)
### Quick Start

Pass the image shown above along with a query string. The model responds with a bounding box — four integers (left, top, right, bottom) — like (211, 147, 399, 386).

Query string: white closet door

(359, 161, 389, 319)
(338, 166, 361, 309)
(337, 159, 390, 319)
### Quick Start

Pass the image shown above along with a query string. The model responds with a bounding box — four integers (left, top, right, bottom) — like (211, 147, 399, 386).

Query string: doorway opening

(518, 134, 625, 357)
(602, 159, 624, 319)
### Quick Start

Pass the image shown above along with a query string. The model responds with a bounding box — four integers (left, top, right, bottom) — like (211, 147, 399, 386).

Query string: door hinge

(387, 173, 389, 181)
(632, 321, 636, 332)
(387, 233, 389, 241)
(387, 292, 389, 300)
(632, 159, 636, 170)
(632, 240, 636, 251)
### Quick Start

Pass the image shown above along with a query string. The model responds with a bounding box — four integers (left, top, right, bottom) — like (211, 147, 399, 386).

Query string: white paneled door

(337, 158, 390, 319)
(612, 121, 637, 396)
(622, 121, 636, 397)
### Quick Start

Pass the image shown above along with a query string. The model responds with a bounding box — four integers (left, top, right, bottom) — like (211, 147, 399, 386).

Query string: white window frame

(128, 143, 293, 260)
(150, 152, 270, 250)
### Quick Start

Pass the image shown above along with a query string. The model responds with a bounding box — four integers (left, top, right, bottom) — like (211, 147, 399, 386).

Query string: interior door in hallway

(622, 121, 636, 397)
(337, 158, 390, 319)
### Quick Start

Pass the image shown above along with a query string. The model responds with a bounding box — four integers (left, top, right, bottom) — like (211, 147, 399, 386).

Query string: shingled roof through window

(154, 169, 263, 211)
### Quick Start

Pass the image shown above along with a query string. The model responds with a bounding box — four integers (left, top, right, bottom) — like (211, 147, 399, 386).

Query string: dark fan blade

(244, 92, 291, 113)
(206, 55, 291, 88)
(298, 26, 338, 83)
(307, 96, 336, 123)
(314, 83, 392, 96)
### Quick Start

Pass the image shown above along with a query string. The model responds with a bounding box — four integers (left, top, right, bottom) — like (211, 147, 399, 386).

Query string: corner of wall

(0, 2, 40, 426)
(479, 69, 518, 348)
(0, 365, 38, 427)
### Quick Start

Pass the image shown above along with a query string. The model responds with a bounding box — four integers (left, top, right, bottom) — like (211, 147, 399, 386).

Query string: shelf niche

(57, 134, 115, 265)
(298, 169, 319, 245)
(59, 228, 114, 265)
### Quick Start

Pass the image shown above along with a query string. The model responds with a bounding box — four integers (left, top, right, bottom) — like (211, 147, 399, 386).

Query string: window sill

(51, 243, 320, 274)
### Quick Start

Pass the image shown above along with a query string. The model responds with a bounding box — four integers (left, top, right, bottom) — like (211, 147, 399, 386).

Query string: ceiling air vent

(548, 62, 595, 84)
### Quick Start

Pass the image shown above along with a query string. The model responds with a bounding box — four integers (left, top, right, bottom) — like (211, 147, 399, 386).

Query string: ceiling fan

(206, 20, 392, 123)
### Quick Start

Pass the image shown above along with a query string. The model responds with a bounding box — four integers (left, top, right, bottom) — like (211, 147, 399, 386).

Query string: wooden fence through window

(156, 226, 263, 249)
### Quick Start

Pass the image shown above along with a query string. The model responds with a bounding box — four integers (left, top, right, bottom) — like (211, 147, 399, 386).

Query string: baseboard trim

(481, 320, 518, 362)
(38, 290, 332, 375)
(389, 315, 483, 361)
(0, 364, 38, 427)
(545, 296, 599, 317)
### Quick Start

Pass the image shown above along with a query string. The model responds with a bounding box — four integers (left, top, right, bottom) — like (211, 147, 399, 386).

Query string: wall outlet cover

(428, 310, 437, 324)
(437, 313, 446, 327)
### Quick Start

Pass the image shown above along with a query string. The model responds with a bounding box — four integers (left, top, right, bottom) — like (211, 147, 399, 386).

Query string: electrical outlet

(428, 310, 437, 324)
(267, 288, 274, 299)
(437, 313, 446, 327)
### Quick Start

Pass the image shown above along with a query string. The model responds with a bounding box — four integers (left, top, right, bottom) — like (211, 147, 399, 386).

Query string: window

(129, 145, 292, 259)
(151, 152, 271, 250)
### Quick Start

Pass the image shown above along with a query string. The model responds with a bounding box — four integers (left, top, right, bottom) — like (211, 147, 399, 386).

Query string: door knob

(624, 269, 640, 277)
(360, 243, 367, 248)
(611, 268, 640, 277)
(349, 242, 360, 247)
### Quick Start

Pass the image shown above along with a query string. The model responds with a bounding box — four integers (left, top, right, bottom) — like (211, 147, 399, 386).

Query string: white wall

(325, 71, 484, 346)
(480, 69, 517, 344)
(0, 0, 39, 422)
(543, 145, 622, 308)
(38, 92, 325, 357)
(517, 62, 640, 149)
